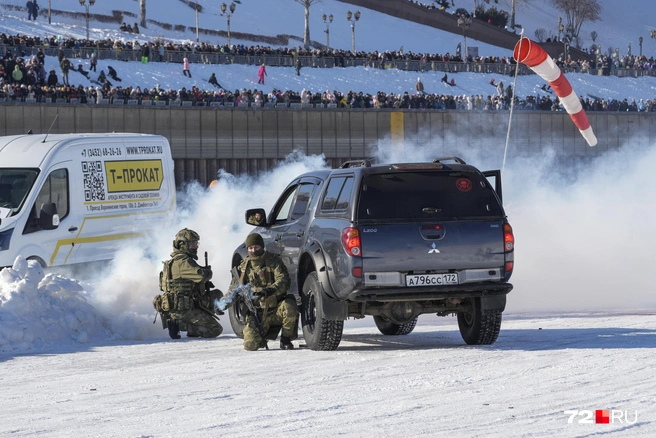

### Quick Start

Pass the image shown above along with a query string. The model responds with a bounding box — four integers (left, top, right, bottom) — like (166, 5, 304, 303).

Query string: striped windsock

(513, 37, 597, 147)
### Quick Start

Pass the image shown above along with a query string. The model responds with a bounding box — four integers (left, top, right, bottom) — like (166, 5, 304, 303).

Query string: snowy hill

(1, 3, 656, 436)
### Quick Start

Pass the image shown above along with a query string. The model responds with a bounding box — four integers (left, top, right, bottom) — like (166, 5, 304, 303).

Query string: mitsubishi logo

(428, 243, 440, 254)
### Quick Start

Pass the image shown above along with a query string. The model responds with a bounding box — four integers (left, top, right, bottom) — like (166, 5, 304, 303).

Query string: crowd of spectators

(5, 31, 656, 76)
(2, 32, 656, 113)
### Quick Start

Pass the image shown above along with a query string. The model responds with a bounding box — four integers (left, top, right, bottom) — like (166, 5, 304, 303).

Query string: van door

(22, 165, 79, 266)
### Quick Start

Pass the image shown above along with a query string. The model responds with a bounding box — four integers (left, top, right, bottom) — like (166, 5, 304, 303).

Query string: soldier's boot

(280, 336, 294, 350)
(167, 319, 181, 339)
(244, 338, 267, 351)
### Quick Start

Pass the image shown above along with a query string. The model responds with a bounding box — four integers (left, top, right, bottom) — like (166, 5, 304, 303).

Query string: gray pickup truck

(230, 157, 514, 350)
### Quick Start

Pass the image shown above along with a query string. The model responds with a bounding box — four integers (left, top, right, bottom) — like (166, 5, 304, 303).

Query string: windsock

(513, 37, 597, 147)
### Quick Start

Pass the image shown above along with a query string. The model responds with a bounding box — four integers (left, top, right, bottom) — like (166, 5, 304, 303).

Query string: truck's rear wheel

(457, 297, 502, 345)
(301, 272, 343, 351)
(373, 315, 418, 335)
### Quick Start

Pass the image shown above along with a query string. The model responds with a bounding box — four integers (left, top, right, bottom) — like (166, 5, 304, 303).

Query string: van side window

(23, 169, 70, 234)
(321, 176, 353, 211)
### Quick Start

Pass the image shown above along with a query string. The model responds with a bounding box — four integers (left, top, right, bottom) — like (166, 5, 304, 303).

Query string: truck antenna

(42, 112, 59, 143)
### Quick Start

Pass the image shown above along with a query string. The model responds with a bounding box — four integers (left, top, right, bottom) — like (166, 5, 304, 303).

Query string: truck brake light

(341, 227, 361, 256)
(503, 223, 514, 252)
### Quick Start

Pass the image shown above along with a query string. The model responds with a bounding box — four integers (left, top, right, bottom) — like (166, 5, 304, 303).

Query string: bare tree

(294, 0, 322, 49)
(534, 28, 547, 42)
(551, 0, 601, 41)
(140, 0, 146, 28)
(590, 30, 597, 42)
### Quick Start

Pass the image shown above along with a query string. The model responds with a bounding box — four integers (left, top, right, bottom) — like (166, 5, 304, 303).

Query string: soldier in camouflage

(160, 228, 224, 339)
(228, 233, 299, 351)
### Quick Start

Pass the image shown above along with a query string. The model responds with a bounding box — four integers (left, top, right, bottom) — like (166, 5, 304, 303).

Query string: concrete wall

(1, 104, 650, 186)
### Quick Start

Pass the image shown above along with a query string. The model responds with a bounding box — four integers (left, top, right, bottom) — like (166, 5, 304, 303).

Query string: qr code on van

(82, 161, 105, 202)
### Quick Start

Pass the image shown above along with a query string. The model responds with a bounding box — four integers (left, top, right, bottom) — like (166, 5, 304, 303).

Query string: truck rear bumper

(347, 282, 513, 302)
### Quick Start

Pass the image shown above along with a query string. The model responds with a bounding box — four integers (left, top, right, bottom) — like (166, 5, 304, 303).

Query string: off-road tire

(228, 298, 248, 339)
(457, 297, 502, 345)
(301, 272, 343, 351)
(373, 315, 418, 336)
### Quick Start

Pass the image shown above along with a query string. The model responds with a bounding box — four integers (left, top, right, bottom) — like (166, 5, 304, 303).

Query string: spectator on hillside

(183, 57, 191, 77)
(120, 22, 128, 32)
(46, 69, 58, 87)
(133, 23, 140, 34)
(141, 43, 150, 64)
(60, 56, 72, 85)
(295, 58, 301, 76)
(257, 63, 267, 84)
(97, 70, 111, 87)
(208, 73, 223, 89)
(107, 65, 121, 82)
(26, 0, 40, 21)
(89, 52, 97, 72)
(158, 44, 165, 62)
(416, 77, 424, 95)
(12, 65, 23, 83)
(441, 73, 448, 83)
(77, 63, 90, 79)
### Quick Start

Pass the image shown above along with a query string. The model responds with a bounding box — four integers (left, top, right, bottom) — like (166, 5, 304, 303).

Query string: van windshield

(0, 168, 40, 217)
(357, 170, 503, 222)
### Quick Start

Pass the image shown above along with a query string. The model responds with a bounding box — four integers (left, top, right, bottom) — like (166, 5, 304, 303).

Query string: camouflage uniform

(229, 234, 299, 351)
(160, 229, 223, 339)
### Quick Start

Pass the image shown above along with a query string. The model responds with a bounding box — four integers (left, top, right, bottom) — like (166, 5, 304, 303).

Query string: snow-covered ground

(1, 1, 656, 436)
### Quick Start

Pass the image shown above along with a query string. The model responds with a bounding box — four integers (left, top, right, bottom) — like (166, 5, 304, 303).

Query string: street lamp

(79, 0, 95, 41)
(346, 10, 360, 55)
(322, 13, 333, 52)
(221, 2, 237, 48)
(194, 1, 200, 43)
(628, 42, 631, 57)
(562, 36, 569, 60)
(457, 15, 472, 61)
(639, 36, 643, 57)
(557, 17, 564, 41)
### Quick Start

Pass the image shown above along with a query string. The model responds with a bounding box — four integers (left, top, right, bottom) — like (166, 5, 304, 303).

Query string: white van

(0, 133, 175, 270)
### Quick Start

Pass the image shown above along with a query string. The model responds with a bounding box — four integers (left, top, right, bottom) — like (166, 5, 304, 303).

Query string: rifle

(231, 266, 269, 350)
(191, 251, 221, 321)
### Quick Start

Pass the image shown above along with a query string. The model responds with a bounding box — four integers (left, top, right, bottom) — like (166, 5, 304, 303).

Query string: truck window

(321, 176, 354, 211)
(357, 171, 502, 222)
(24, 169, 70, 234)
(290, 183, 316, 221)
(272, 186, 298, 223)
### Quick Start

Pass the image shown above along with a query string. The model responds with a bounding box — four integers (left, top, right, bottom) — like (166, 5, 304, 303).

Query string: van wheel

(373, 315, 418, 335)
(26, 256, 47, 268)
(301, 272, 343, 351)
(457, 298, 502, 345)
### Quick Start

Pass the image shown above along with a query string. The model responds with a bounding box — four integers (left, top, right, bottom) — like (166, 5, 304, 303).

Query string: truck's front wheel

(373, 316, 418, 335)
(301, 272, 343, 351)
(457, 297, 502, 345)
(228, 299, 248, 339)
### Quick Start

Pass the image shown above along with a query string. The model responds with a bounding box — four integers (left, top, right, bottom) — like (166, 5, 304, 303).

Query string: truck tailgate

(359, 220, 506, 273)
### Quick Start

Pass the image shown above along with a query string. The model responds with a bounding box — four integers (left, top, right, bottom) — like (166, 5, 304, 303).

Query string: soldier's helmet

(173, 228, 200, 252)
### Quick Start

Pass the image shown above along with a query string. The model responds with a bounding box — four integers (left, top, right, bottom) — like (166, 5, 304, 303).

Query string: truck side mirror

(39, 202, 60, 230)
(245, 208, 267, 227)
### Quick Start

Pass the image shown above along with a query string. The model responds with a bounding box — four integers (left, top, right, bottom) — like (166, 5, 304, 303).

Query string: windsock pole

(513, 37, 597, 147)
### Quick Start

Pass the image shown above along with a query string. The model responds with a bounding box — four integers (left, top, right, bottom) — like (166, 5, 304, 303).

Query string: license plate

(405, 273, 459, 287)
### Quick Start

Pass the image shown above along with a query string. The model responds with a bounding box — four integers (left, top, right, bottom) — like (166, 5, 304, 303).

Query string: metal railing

(3, 44, 656, 78)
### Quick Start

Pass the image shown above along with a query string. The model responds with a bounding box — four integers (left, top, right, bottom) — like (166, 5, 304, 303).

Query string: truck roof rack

(432, 156, 466, 164)
(339, 158, 377, 168)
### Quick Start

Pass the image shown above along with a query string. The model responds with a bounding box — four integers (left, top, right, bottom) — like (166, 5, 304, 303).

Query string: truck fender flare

(305, 241, 348, 321)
